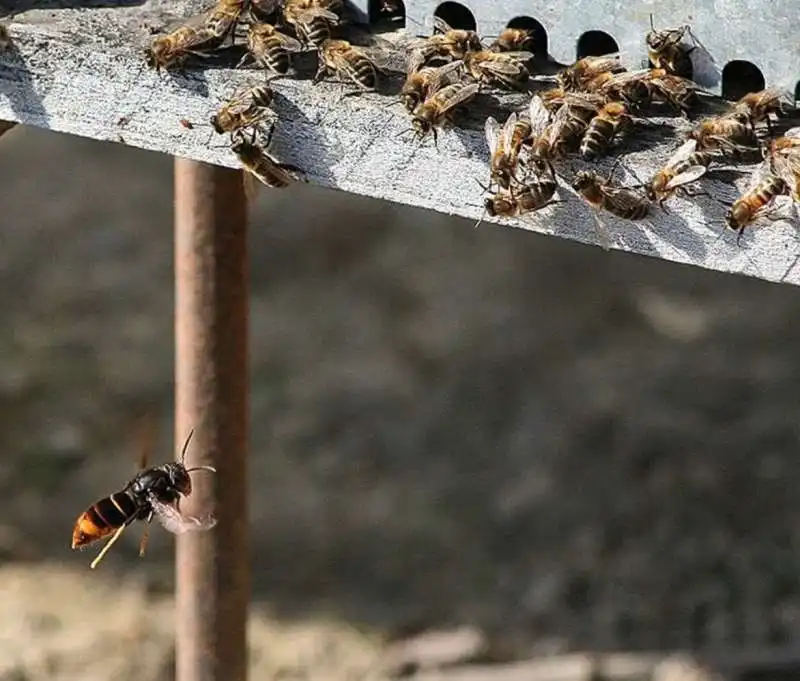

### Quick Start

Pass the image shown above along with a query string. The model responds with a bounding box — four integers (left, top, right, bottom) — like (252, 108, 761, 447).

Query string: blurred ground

(1, 126, 800, 680)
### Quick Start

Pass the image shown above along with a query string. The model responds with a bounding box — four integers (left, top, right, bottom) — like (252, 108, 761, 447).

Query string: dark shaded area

(576, 30, 619, 59)
(506, 15, 548, 59)
(433, 1, 475, 31)
(368, 0, 405, 29)
(721, 60, 765, 101)
(794, 80, 800, 106)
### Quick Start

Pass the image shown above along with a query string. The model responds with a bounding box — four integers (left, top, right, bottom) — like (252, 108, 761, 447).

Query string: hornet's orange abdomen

(71, 492, 138, 549)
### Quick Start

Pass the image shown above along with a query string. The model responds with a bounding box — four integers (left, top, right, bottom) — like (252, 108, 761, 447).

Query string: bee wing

(771, 153, 800, 191)
(561, 91, 604, 112)
(406, 48, 428, 74)
(484, 116, 502, 154)
(243, 170, 261, 202)
(276, 31, 304, 51)
(150, 497, 217, 535)
(294, 8, 340, 24)
(495, 50, 534, 62)
(500, 111, 519, 149)
(664, 165, 709, 190)
(664, 138, 699, 167)
(437, 82, 480, 114)
(602, 184, 649, 212)
(528, 94, 552, 137)
(782, 127, 800, 140)
(431, 15, 454, 34)
(364, 46, 399, 71)
(480, 58, 526, 75)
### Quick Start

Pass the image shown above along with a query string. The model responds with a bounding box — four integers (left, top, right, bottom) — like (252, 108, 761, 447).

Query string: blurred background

(1, 125, 800, 681)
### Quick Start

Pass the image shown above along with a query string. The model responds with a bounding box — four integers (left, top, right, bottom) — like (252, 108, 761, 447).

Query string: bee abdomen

(353, 59, 377, 88)
(580, 119, 614, 160)
(264, 48, 290, 74)
(306, 18, 332, 47)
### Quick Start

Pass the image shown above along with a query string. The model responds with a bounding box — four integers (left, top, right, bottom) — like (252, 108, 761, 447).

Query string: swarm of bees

(143, 4, 800, 245)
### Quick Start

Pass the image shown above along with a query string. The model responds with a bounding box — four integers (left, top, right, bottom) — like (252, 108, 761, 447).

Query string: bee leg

(235, 51, 254, 69)
(312, 65, 327, 84)
(658, 198, 671, 214)
(89, 524, 127, 570)
(138, 515, 153, 557)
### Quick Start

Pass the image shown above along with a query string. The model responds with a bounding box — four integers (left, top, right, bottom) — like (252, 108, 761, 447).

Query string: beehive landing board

(0, 2, 799, 287)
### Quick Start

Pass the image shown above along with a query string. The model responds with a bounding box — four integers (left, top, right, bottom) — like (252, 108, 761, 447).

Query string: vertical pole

(174, 158, 250, 681)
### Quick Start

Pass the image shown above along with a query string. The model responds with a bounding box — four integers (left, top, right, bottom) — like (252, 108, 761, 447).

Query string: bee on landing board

(71, 430, 217, 569)
(646, 138, 720, 206)
(688, 114, 759, 154)
(410, 81, 480, 145)
(529, 91, 603, 160)
(282, 0, 341, 49)
(314, 39, 393, 92)
(406, 16, 482, 73)
(767, 128, 800, 201)
(725, 165, 793, 243)
(462, 49, 532, 90)
(556, 54, 625, 93)
(401, 60, 464, 113)
(480, 160, 560, 225)
(579, 101, 630, 161)
(242, 21, 304, 76)
(485, 110, 533, 190)
(145, 24, 229, 71)
(728, 88, 794, 135)
(211, 85, 275, 135)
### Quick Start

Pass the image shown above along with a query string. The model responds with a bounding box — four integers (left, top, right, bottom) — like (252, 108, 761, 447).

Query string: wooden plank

(0, 9, 799, 286)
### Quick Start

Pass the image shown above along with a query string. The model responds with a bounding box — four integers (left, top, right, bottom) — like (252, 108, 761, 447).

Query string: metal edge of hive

(393, 0, 800, 98)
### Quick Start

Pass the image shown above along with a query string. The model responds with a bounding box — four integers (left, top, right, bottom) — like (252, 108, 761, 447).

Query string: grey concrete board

(0, 6, 798, 288)
(406, 0, 800, 96)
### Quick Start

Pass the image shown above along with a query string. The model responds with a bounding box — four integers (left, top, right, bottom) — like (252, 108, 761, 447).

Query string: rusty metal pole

(174, 158, 250, 681)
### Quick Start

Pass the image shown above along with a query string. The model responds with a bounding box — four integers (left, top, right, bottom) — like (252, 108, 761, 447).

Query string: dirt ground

(2, 125, 800, 680)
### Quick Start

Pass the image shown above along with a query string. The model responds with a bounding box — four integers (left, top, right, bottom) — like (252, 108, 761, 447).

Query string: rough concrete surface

(2, 124, 800, 680)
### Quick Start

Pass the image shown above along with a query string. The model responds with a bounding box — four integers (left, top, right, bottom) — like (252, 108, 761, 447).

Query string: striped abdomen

(252, 36, 291, 74)
(348, 55, 377, 89)
(580, 117, 616, 160)
(303, 18, 332, 48)
(71, 492, 139, 548)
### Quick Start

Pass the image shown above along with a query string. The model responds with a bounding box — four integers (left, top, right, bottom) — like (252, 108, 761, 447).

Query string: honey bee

(596, 68, 698, 114)
(728, 88, 793, 134)
(211, 85, 274, 134)
(411, 81, 480, 144)
(314, 39, 391, 91)
(205, 0, 247, 40)
(530, 91, 603, 160)
(231, 124, 304, 191)
(580, 101, 629, 161)
(688, 114, 758, 153)
(71, 431, 217, 570)
(767, 128, 800, 200)
(282, 0, 341, 48)
(556, 54, 624, 92)
(646, 138, 720, 205)
(406, 16, 482, 72)
(401, 60, 463, 113)
(462, 49, 532, 90)
(243, 21, 303, 75)
(645, 16, 696, 79)
(572, 169, 650, 220)
(489, 27, 537, 54)
(482, 160, 559, 220)
(726, 170, 790, 242)
(485, 111, 533, 189)
(145, 24, 229, 71)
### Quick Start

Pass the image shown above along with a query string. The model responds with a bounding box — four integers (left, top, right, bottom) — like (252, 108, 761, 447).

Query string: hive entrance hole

(576, 30, 619, 59)
(794, 80, 800, 106)
(433, 1, 476, 31)
(504, 16, 548, 59)
(368, 0, 405, 28)
(721, 60, 765, 100)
